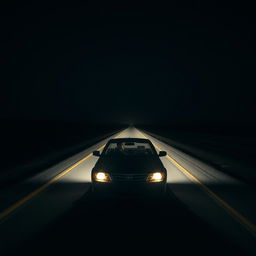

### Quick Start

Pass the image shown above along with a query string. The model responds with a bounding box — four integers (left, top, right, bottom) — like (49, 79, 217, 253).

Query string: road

(0, 127, 256, 255)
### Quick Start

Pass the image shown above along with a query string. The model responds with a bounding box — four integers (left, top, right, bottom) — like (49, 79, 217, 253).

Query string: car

(91, 138, 167, 197)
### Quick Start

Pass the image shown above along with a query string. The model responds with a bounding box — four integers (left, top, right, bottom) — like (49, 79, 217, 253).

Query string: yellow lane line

(139, 130, 256, 235)
(0, 143, 106, 221)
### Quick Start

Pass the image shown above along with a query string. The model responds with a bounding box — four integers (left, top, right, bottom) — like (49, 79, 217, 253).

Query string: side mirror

(93, 151, 101, 157)
(158, 151, 167, 157)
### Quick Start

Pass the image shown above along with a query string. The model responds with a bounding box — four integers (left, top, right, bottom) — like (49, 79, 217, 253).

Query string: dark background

(1, 1, 256, 126)
(1, 1, 256, 184)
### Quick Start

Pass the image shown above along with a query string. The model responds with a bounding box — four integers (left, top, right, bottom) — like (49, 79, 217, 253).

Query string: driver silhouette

(117, 142, 125, 153)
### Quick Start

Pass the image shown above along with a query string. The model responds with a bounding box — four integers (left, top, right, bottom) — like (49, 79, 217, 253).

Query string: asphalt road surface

(0, 128, 256, 255)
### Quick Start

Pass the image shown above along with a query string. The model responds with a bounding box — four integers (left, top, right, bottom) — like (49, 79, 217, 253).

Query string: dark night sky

(1, 1, 256, 126)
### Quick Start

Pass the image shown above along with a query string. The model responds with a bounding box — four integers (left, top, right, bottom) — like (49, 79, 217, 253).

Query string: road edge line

(139, 129, 256, 236)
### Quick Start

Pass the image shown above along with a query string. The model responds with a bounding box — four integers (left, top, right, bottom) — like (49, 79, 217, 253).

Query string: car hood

(94, 156, 164, 174)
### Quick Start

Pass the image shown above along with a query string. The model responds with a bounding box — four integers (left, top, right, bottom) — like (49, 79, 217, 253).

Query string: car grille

(111, 173, 148, 182)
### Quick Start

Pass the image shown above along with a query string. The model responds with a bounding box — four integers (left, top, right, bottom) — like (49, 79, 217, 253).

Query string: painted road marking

(0, 128, 126, 221)
(139, 130, 256, 235)
(0, 144, 106, 221)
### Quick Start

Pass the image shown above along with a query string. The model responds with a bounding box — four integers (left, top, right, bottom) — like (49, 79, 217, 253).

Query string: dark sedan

(91, 138, 167, 197)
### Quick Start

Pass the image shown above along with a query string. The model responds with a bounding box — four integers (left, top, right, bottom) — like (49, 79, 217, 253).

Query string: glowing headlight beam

(152, 172, 162, 180)
(94, 171, 111, 182)
(147, 172, 164, 182)
(96, 172, 107, 180)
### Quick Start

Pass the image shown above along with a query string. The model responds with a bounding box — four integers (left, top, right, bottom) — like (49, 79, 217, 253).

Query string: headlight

(93, 171, 111, 183)
(147, 172, 165, 183)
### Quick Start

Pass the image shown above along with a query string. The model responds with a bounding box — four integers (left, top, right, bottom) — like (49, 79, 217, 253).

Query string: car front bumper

(91, 181, 166, 198)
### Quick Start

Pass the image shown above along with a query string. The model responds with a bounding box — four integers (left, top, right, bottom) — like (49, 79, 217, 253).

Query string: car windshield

(104, 141, 155, 156)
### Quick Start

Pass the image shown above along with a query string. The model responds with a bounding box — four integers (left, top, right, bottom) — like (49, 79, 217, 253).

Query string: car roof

(108, 138, 151, 143)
